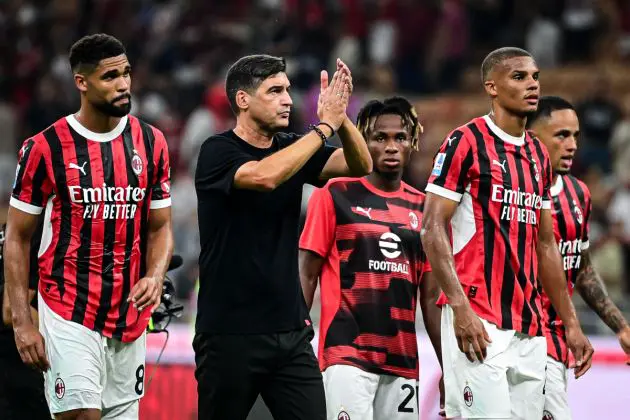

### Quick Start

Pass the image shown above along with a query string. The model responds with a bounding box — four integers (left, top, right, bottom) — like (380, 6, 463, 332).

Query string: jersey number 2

(398, 384, 418, 413)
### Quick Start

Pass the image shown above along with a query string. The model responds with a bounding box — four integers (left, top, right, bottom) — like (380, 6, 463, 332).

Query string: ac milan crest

(543, 410, 555, 420)
(55, 377, 66, 399)
(337, 410, 350, 420)
(573, 204, 583, 224)
(463, 385, 473, 407)
(131, 150, 143, 176)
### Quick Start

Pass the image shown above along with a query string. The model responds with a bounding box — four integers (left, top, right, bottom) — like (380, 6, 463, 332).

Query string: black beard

(93, 98, 131, 118)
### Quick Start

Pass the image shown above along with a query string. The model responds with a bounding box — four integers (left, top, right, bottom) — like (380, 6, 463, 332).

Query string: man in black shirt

(194, 55, 372, 420)
(0, 222, 50, 419)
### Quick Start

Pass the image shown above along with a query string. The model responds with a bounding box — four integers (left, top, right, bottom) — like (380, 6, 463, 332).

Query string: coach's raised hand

(128, 276, 162, 313)
(317, 67, 350, 131)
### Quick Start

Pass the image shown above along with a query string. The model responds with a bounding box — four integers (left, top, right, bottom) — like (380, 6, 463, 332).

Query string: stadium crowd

(1, 0, 630, 335)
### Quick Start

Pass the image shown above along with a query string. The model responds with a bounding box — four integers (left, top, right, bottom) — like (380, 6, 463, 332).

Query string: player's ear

(484, 79, 497, 98)
(235, 90, 249, 112)
(74, 72, 88, 93)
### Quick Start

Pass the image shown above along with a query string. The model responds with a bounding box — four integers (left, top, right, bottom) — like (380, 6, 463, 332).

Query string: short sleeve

(10, 138, 54, 215)
(303, 144, 338, 187)
(195, 136, 255, 195)
(425, 130, 474, 202)
(299, 186, 336, 257)
(149, 128, 172, 210)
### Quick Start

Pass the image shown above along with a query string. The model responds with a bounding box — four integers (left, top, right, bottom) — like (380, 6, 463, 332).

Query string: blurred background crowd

(1, 0, 629, 335)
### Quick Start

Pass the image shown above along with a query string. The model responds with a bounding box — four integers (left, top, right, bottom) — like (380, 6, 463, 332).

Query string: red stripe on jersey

(543, 174, 591, 363)
(430, 117, 548, 336)
(300, 178, 429, 379)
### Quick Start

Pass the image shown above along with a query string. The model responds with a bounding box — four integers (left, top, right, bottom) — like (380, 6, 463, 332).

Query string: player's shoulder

(443, 116, 488, 147)
(563, 174, 591, 201)
(401, 181, 425, 201)
(128, 115, 165, 139)
(322, 177, 361, 192)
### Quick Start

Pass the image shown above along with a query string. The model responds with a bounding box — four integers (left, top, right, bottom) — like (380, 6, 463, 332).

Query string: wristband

(317, 121, 335, 136)
(309, 124, 328, 146)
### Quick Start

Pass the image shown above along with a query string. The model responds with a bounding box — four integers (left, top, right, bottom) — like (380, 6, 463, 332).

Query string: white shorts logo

(379, 232, 401, 259)
(463, 385, 473, 407)
(55, 377, 65, 399)
(543, 410, 555, 420)
(337, 411, 350, 420)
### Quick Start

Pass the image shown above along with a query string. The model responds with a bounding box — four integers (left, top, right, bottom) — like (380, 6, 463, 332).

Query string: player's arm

(419, 271, 442, 368)
(235, 68, 353, 191)
(421, 194, 490, 362)
(299, 251, 324, 311)
(537, 208, 593, 377)
(575, 249, 630, 354)
(317, 119, 373, 180)
(299, 186, 336, 310)
(2, 289, 38, 327)
(4, 207, 49, 371)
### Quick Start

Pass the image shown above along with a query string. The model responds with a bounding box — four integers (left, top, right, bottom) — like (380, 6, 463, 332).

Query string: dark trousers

(193, 326, 325, 420)
(0, 355, 50, 419)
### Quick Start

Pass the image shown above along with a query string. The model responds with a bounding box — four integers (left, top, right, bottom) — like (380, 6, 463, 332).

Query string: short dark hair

(356, 96, 423, 151)
(526, 96, 575, 128)
(69, 33, 126, 73)
(225, 55, 287, 114)
(481, 47, 533, 82)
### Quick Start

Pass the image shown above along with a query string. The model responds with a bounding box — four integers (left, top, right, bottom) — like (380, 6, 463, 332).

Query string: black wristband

(317, 121, 335, 136)
(309, 124, 328, 146)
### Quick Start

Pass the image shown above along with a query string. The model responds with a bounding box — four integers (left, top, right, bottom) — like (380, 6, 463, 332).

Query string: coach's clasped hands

(317, 58, 353, 132)
(128, 276, 163, 313)
(452, 303, 492, 363)
(14, 322, 50, 372)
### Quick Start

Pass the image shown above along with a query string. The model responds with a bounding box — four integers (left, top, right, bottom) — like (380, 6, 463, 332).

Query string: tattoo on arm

(576, 250, 629, 334)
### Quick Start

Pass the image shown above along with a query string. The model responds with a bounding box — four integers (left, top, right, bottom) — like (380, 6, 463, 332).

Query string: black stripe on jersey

(567, 176, 585, 208)
(153, 150, 165, 200)
(113, 125, 140, 340)
(31, 157, 49, 206)
(70, 131, 93, 325)
(44, 127, 70, 299)
(547, 305, 564, 359)
(469, 123, 494, 307)
(514, 145, 534, 333)
(522, 143, 543, 335)
(457, 147, 475, 192)
(14, 138, 35, 196)
(431, 129, 464, 189)
(491, 134, 515, 330)
(139, 121, 156, 278)
(93, 141, 116, 334)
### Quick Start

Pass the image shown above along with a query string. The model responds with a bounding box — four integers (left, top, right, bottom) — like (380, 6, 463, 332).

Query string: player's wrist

(616, 324, 630, 338)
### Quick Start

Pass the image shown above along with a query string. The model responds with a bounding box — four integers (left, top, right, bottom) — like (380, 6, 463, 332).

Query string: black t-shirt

(194, 130, 336, 334)
(0, 223, 41, 359)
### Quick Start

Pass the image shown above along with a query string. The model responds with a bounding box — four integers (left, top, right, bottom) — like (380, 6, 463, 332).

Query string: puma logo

(447, 135, 457, 147)
(492, 159, 507, 173)
(355, 206, 372, 219)
(69, 161, 87, 176)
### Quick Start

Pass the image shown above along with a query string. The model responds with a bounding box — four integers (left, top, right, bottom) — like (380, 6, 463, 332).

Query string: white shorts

(322, 364, 419, 420)
(39, 295, 146, 417)
(441, 304, 547, 419)
(543, 356, 571, 420)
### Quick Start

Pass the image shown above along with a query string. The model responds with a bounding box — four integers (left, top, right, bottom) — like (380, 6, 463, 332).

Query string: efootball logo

(379, 232, 401, 259)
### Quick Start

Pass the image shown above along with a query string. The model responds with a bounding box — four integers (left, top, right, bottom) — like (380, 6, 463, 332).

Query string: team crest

(55, 377, 65, 399)
(409, 211, 419, 229)
(131, 150, 143, 176)
(573, 204, 583, 224)
(532, 160, 540, 182)
(337, 410, 350, 420)
(543, 410, 555, 420)
(463, 385, 473, 407)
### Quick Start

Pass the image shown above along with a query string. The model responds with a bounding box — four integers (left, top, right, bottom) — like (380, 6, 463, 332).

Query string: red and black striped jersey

(10, 114, 171, 342)
(543, 174, 591, 364)
(299, 177, 431, 379)
(426, 115, 553, 337)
